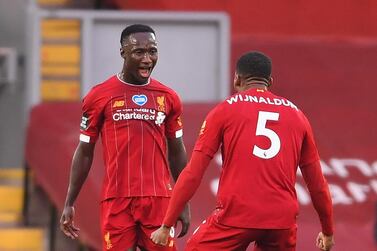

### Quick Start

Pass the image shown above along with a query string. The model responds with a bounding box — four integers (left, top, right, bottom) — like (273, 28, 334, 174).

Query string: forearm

(301, 161, 334, 235)
(167, 137, 187, 181)
(168, 150, 187, 181)
(310, 187, 333, 235)
(164, 151, 211, 226)
(64, 143, 94, 207)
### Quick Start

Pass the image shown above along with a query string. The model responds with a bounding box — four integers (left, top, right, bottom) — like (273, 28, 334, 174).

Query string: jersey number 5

(253, 111, 281, 159)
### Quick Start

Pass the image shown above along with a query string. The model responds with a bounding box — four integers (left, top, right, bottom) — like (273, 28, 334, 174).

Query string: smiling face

(120, 32, 158, 85)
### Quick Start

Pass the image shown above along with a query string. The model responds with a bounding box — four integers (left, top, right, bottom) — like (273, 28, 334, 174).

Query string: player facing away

(151, 51, 334, 251)
(59, 24, 190, 251)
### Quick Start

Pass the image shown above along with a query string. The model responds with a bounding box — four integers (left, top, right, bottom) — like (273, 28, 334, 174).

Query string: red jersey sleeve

(163, 105, 224, 226)
(163, 150, 212, 227)
(299, 113, 334, 235)
(299, 114, 320, 166)
(79, 88, 104, 144)
(193, 106, 223, 158)
(300, 161, 334, 235)
(164, 92, 183, 139)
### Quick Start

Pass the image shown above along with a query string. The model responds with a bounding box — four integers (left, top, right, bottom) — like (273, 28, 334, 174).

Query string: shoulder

(272, 92, 306, 117)
(87, 75, 116, 93)
(88, 75, 119, 94)
(297, 109, 312, 129)
(220, 92, 244, 111)
(272, 92, 311, 127)
(83, 75, 117, 104)
(150, 78, 182, 108)
(206, 98, 229, 119)
(269, 91, 300, 111)
(150, 78, 180, 98)
(93, 75, 118, 91)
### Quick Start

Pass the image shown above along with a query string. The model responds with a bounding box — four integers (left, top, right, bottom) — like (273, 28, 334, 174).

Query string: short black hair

(236, 51, 272, 79)
(120, 24, 155, 45)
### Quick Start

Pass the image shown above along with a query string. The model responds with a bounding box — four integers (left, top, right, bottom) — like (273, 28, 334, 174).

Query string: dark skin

(233, 73, 272, 92)
(120, 32, 158, 85)
(60, 142, 93, 239)
(60, 32, 191, 251)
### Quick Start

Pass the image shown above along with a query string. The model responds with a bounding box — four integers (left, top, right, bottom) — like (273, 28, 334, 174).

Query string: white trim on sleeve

(175, 129, 183, 138)
(79, 134, 90, 143)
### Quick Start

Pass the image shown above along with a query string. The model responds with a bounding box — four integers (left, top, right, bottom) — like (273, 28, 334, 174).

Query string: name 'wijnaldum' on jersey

(226, 94, 298, 110)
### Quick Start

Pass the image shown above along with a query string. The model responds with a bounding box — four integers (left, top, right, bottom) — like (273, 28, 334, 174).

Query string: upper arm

(79, 90, 105, 144)
(165, 92, 184, 139)
(71, 141, 96, 167)
(299, 114, 320, 168)
(193, 106, 223, 158)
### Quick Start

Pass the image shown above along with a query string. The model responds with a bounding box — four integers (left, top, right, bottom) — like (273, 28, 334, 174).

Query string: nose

(141, 52, 153, 63)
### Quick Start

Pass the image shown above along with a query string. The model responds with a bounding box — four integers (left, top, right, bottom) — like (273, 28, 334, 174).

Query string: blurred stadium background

(0, 0, 376, 250)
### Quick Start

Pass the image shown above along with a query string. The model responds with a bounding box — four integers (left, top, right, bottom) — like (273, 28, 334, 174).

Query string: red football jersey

(79, 75, 183, 200)
(194, 88, 320, 229)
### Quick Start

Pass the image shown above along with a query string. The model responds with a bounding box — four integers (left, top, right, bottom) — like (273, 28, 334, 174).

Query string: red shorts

(185, 214, 297, 251)
(100, 197, 176, 251)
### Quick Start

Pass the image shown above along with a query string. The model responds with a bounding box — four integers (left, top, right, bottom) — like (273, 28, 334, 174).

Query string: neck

(240, 76, 270, 91)
(118, 72, 149, 85)
(243, 81, 268, 91)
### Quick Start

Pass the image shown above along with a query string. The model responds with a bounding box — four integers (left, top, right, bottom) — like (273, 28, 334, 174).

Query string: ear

(120, 48, 126, 59)
(233, 73, 242, 91)
(268, 76, 273, 87)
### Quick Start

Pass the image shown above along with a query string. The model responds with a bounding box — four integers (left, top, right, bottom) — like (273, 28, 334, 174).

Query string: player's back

(213, 88, 313, 229)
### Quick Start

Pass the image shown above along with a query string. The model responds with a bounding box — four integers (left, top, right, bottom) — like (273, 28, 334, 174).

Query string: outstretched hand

(316, 232, 334, 251)
(60, 206, 80, 239)
(176, 204, 191, 238)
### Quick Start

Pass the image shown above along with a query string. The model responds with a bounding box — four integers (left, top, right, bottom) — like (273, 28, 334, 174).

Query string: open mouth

(139, 67, 151, 78)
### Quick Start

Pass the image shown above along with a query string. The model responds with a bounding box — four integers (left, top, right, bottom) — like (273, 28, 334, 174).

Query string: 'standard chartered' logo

(132, 94, 148, 106)
(112, 108, 167, 126)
